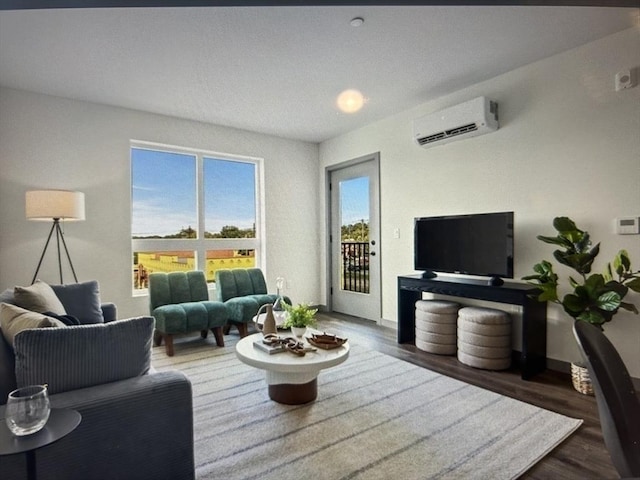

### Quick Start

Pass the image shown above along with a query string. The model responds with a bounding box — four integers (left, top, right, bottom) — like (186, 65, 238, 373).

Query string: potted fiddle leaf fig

(523, 217, 640, 394)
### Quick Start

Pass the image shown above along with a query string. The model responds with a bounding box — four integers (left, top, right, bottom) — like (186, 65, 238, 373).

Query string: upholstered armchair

(149, 271, 229, 356)
(215, 268, 290, 336)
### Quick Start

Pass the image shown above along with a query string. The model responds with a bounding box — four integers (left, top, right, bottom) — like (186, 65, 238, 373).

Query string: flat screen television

(414, 211, 514, 285)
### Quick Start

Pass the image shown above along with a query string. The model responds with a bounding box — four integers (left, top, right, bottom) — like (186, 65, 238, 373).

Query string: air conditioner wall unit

(413, 96, 499, 148)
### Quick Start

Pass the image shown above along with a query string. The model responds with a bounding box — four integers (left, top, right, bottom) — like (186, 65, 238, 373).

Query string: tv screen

(414, 212, 514, 280)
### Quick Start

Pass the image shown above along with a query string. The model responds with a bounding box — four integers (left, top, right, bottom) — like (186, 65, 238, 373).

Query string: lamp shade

(26, 190, 85, 221)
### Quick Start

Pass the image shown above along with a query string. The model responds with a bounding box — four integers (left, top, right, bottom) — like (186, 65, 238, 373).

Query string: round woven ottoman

(457, 306, 512, 370)
(415, 300, 460, 355)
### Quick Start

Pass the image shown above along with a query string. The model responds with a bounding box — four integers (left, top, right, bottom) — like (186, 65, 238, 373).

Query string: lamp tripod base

(31, 219, 79, 285)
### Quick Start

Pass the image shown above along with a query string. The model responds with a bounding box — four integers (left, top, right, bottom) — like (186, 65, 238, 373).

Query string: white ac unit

(413, 96, 499, 148)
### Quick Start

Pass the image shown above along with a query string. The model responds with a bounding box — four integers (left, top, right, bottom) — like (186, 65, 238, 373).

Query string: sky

(340, 176, 369, 226)
(132, 147, 369, 237)
(131, 148, 256, 237)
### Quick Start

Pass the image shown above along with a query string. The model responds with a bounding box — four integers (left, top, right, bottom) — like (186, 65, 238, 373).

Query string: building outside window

(131, 142, 262, 293)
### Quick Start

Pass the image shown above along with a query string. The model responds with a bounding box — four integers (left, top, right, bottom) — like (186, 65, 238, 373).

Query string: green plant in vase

(283, 302, 318, 336)
(522, 217, 640, 393)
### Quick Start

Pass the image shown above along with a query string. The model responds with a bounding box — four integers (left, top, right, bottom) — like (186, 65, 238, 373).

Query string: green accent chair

(149, 271, 228, 356)
(215, 268, 290, 337)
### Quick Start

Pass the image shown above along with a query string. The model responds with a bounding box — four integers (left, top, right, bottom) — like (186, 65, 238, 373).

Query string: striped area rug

(151, 336, 582, 480)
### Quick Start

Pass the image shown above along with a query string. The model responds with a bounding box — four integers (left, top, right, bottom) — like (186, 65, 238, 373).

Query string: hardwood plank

(315, 312, 621, 480)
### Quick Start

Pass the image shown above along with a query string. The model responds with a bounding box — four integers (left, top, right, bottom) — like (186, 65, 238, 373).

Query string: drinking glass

(5, 385, 50, 436)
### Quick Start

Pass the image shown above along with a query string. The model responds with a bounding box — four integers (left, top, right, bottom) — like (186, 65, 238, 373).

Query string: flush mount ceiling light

(350, 17, 364, 27)
(337, 89, 365, 114)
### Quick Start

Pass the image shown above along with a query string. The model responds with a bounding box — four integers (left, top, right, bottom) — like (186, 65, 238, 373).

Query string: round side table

(0, 408, 81, 480)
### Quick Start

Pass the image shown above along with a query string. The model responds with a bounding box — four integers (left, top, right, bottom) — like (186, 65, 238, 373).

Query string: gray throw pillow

(0, 288, 15, 305)
(0, 325, 17, 403)
(14, 316, 154, 395)
(51, 280, 104, 324)
(13, 280, 66, 315)
(0, 303, 65, 347)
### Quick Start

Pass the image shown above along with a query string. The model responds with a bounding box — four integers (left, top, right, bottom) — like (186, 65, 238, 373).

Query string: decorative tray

(307, 333, 348, 350)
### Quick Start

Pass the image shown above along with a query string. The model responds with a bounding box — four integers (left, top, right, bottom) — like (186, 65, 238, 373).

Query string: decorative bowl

(307, 332, 347, 350)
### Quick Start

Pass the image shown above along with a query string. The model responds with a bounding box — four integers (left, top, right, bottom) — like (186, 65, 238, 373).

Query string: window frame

(130, 140, 265, 296)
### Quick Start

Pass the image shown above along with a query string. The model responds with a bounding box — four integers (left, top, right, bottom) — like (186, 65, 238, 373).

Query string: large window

(131, 142, 261, 292)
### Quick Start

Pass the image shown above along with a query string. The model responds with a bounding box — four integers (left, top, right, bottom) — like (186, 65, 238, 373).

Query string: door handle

(370, 251, 376, 256)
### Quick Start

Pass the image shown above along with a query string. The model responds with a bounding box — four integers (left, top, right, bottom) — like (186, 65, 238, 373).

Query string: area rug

(151, 337, 582, 480)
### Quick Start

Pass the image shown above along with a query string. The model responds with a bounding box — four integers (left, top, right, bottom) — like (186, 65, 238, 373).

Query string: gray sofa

(0, 282, 195, 480)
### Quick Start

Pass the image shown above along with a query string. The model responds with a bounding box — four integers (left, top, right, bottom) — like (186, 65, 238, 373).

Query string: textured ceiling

(0, 6, 637, 142)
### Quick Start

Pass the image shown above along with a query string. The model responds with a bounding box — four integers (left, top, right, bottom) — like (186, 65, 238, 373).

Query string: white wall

(0, 88, 321, 318)
(319, 28, 640, 376)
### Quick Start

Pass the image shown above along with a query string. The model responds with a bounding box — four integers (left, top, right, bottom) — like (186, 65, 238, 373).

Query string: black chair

(573, 321, 640, 478)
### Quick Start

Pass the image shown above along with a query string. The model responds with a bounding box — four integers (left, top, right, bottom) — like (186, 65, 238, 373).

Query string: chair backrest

(148, 271, 209, 311)
(215, 268, 268, 302)
(573, 321, 640, 478)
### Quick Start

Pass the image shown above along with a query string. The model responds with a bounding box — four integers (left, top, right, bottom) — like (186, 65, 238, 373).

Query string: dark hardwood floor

(315, 312, 621, 480)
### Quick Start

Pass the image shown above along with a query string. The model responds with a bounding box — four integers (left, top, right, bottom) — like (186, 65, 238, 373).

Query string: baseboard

(545, 356, 640, 390)
(380, 318, 397, 330)
(546, 356, 571, 375)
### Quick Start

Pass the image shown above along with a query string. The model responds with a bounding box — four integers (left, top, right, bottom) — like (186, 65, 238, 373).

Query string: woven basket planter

(571, 363, 594, 396)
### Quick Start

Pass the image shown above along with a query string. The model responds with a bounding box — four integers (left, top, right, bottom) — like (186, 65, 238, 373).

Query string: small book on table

(253, 340, 287, 354)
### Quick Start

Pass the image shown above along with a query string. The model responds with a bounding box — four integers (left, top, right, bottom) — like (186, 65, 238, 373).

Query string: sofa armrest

(101, 302, 117, 322)
(0, 371, 195, 480)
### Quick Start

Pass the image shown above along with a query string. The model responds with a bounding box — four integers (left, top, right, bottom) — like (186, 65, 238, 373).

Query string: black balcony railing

(341, 241, 370, 293)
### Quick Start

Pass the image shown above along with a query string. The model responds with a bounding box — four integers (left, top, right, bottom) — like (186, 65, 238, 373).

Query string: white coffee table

(235, 332, 349, 404)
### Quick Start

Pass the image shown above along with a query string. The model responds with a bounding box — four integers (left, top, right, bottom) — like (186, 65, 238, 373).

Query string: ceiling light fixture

(350, 17, 364, 27)
(336, 89, 365, 114)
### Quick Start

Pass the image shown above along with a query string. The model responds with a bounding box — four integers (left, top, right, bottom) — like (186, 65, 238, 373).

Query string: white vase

(291, 326, 307, 338)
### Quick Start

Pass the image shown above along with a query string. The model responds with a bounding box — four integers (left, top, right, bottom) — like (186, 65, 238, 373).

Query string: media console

(397, 274, 547, 380)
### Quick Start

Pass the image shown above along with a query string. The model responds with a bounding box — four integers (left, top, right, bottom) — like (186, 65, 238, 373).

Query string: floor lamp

(26, 190, 85, 285)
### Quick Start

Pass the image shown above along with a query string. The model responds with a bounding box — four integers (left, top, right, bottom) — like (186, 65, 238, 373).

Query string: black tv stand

(397, 274, 547, 380)
(487, 275, 504, 286)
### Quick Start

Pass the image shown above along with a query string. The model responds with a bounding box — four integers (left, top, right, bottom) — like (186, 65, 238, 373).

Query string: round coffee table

(236, 332, 349, 404)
